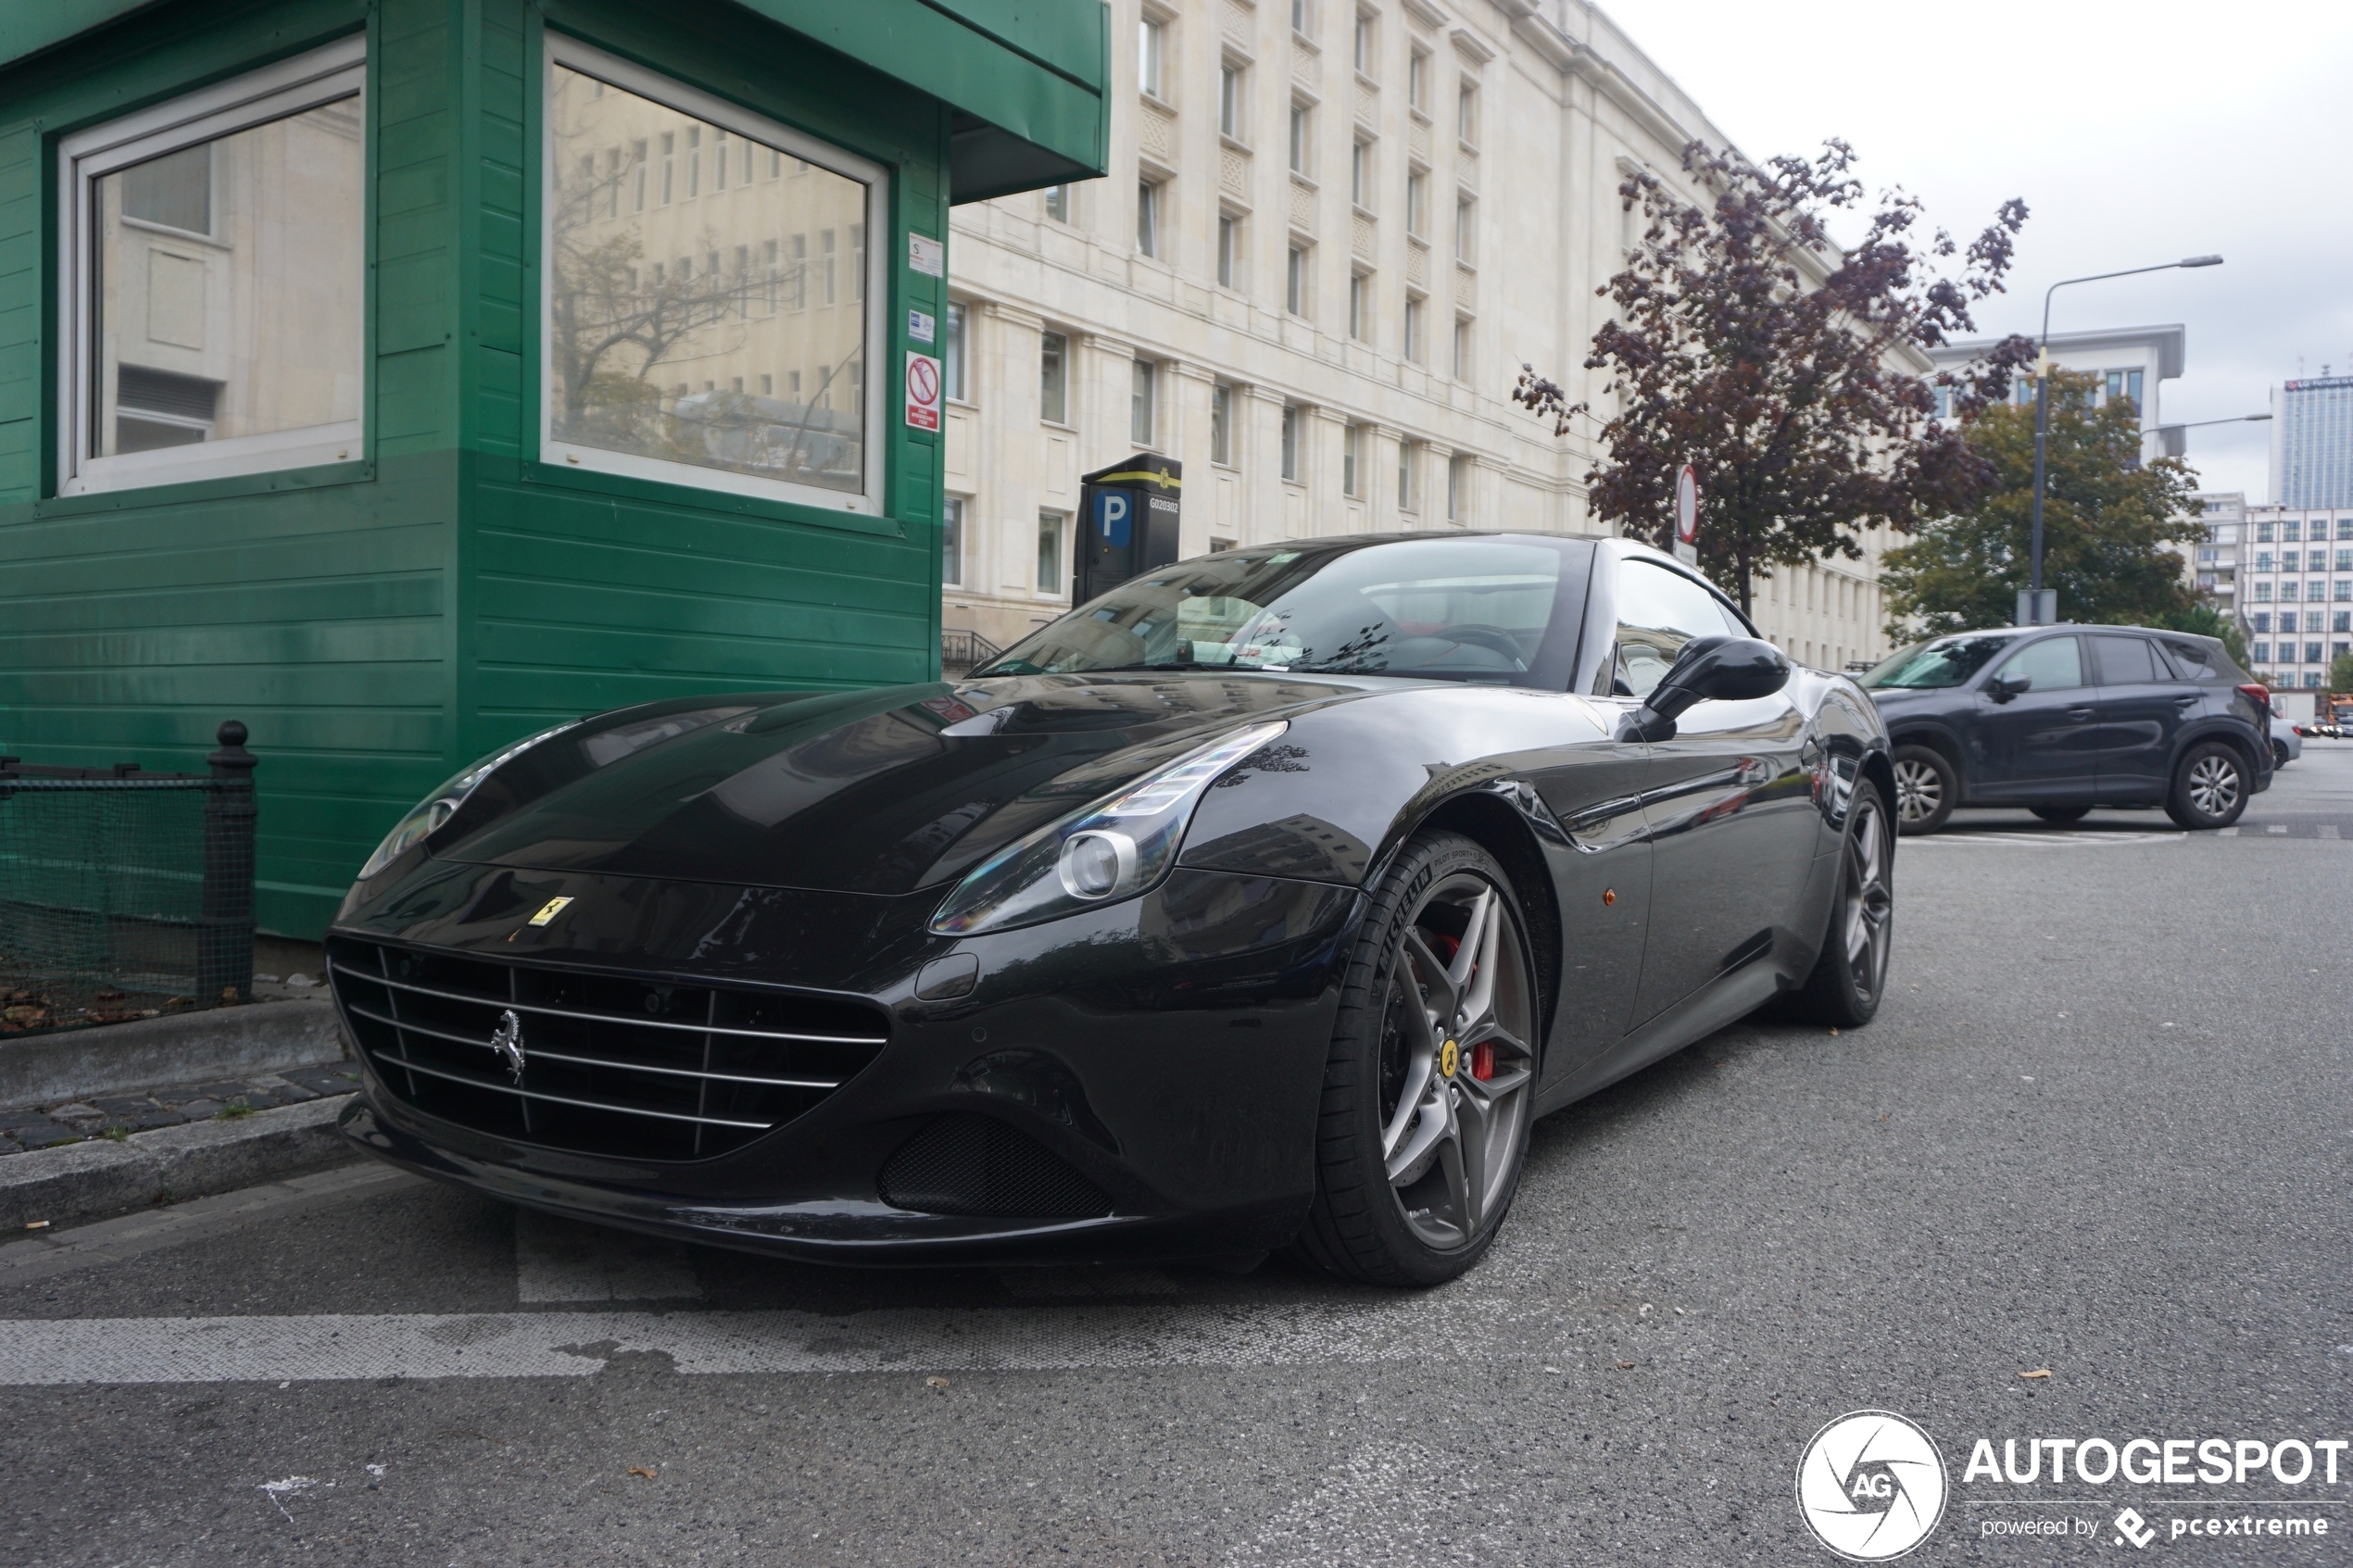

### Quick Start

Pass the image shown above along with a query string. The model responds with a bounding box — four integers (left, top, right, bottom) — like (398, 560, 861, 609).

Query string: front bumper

(330, 860, 1361, 1264)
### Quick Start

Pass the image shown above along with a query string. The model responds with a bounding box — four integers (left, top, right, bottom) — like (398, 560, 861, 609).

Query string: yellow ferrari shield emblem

(1440, 1039, 1460, 1079)
(526, 896, 574, 927)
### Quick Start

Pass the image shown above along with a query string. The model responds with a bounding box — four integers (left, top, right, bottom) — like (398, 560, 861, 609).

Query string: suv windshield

(976, 537, 1583, 685)
(1859, 633, 2021, 690)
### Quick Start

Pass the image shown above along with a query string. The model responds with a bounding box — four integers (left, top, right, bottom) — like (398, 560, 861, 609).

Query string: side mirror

(1617, 636, 1791, 742)
(1986, 672, 2031, 703)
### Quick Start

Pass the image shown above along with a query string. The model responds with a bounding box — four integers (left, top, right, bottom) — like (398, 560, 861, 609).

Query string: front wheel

(2165, 741, 2249, 830)
(1890, 745, 1956, 835)
(1783, 779, 1894, 1027)
(1292, 832, 1539, 1287)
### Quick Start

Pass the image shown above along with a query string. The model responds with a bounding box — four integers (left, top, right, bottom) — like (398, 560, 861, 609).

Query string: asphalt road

(6, 745, 2350, 1566)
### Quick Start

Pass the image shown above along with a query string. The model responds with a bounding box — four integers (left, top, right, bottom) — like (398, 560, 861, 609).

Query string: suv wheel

(2165, 742, 2249, 831)
(1890, 746, 1956, 835)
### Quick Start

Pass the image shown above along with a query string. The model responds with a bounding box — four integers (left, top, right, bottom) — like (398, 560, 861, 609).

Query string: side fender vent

(878, 1113, 1112, 1218)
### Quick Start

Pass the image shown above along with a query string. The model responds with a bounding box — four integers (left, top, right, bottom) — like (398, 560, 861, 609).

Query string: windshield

(1859, 633, 2021, 690)
(976, 537, 1584, 685)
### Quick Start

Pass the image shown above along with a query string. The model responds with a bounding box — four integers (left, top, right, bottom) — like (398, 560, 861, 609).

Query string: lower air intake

(877, 1113, 1112, 1219)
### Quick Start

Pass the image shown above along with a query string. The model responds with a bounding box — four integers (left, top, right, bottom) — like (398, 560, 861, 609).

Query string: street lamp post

(2143, 411, 2271, 458)
(2024, 255, 2223, 626)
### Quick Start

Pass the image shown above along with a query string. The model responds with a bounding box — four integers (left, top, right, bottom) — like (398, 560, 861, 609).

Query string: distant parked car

(2271, 711, 2303, 768)
(1858, 624, 2272, 834)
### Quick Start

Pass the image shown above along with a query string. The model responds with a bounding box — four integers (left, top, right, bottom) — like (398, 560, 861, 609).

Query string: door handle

(2066, 706, 2094, 720)
(2172, 694, 2199, 707)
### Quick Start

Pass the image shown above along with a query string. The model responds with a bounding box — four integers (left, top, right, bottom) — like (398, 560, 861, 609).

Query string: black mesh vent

(877, 1113, 1113, 1218)
(327, 935, 887, 1161)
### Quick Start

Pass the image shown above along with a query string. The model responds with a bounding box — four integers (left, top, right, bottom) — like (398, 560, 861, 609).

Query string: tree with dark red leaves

(1513, 140, 2031, 615)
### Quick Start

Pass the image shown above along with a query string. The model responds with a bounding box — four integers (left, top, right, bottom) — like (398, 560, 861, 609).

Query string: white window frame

(57, 37, 368, 496)
(540, 36, 888, 513)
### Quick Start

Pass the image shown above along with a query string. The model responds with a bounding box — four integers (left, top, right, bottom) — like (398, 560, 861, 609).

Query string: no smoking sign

(905, 351, 942, 432)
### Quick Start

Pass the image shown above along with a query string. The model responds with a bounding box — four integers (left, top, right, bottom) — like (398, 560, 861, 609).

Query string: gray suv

(1857, 624, 2273, 834)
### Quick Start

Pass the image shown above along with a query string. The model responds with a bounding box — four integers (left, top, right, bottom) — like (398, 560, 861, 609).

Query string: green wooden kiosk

(0, 0, 1107, 939)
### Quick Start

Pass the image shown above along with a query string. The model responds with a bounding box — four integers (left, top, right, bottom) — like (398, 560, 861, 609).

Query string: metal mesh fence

(0, 726, 256, 1039)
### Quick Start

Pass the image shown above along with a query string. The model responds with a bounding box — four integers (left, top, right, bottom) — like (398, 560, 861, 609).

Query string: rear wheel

(1784, 780, 1894, 1027)
(2030, 805, 2090, 824)
(1890, 745, 1956, 835)
(2166, 741, 2249, 830)
(2272, 739, 2290, 768)
(1293, 832, 1538, 1286)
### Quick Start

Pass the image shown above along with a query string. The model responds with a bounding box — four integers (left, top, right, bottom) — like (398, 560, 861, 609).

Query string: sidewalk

(1, 1061, 360, 1154)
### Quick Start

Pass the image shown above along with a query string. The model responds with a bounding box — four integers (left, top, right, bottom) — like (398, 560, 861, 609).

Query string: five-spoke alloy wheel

(1296, 832, 1538, 1285)
(1890, 745, 1956, 835)
(1784, 778, 1895, 1027)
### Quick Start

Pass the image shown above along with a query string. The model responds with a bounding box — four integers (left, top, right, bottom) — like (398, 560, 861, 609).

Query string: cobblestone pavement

(0, 1062, 360, 1155)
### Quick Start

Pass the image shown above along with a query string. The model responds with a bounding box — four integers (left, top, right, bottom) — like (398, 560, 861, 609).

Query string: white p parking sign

(905, 352, 942, 432)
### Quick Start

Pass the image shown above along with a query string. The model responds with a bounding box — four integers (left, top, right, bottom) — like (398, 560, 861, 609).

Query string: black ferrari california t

(330, 533, 1894, 1285)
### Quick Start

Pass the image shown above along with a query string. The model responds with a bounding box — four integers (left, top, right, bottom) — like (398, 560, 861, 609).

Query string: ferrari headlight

(356, 721, 580, 881)
(931, 720, 1288, 936)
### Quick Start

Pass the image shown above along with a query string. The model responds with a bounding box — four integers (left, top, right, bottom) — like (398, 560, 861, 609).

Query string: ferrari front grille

(325, 935, 887, 1160)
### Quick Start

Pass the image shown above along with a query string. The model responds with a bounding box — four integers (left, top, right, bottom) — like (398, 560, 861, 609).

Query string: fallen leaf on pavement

(925, 1376, 951, 1390)
(1614, 1361, 1635, 1371)
(627, 1467, 657, 1479)
(2018, 1369, 2051, 1380)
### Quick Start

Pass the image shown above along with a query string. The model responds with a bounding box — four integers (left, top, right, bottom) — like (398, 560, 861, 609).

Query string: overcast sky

(1596, 0, 2353, 502)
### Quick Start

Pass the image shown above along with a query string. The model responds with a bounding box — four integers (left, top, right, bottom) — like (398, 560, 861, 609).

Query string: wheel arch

(1890, 724, 1969, 798)
(1410, 790, 1565, 1055)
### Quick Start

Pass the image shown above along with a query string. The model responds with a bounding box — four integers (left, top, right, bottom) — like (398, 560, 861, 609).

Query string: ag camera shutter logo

(1796, 1410, 1949, 1561)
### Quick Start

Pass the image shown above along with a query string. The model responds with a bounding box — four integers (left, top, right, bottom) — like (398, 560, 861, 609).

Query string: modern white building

(2182, 489, 2244, 616)
(937, 0, 1903, 675)
(2239, 505, 2352, 690)
(1928, 323, 2183, 465)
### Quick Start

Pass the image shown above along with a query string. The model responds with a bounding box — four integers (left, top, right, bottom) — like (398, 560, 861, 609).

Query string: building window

(2284, 519, 2302, 541)
(58, 38, 366, 494)
(2253, 613, 2271, 633)
(943, 302, 968, 402)
(1138, 179, 1162, 257)
(1342, 422, 1362, 495)
(1352, 138, 1374, 208)
(1038, 512, 1065, 592)
(1457, 81, 1479, 145)
(1288, 245, 1310, 316)
(543, 44, 882, 507)
(1280, 405, 1301, 482)
(1218, 213, 1241, 287)
(1139, 17, 1166, 99)
(1290, 102, 1313, 176)
(1220, 62, 1244, 139)
(1044, 183, 1071, 223)
(1039, 331, 1069, 424)
(1211, 536, 1236, 552)
(1349, 273, 1372, 341)
(1447, 452, 1469, 520)
(1452, 317, 1473, 381)
(1403, 297, 1426, 364)
(1353, 11, 1375, 75)
(1453, 194, 1477, 264)
(2258, 521, 2274, 543)
(1406, 170, 1428, 237)
(1409, 49, 1429, 112)
(2253, 641, 2271, 663)
(942, 495, 964, 586)
(1291, 0, 1313, 39)
(1211, 383, 1234, 466)
(1398, 438, 1417, 510)
(2105, 368, 2145, 413)
(1131, 359, 1157, 447)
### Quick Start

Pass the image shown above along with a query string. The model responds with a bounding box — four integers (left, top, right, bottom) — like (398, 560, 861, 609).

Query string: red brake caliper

(1471, 1039, 1495, 1081)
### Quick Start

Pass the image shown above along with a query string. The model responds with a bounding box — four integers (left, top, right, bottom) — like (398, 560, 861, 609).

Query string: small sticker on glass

(909, 233, 945, 277)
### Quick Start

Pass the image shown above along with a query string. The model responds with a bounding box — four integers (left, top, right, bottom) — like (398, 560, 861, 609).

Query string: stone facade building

(938, 0, 1900, 674)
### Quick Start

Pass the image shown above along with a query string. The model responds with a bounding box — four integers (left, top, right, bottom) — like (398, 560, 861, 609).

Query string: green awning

(0, 0, 1108, 202)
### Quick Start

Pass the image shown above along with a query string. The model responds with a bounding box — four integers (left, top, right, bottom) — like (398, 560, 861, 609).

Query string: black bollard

(197, 721, 258, 1006)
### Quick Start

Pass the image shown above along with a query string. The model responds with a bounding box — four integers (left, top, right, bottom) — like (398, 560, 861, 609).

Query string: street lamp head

(2179, 255, 2224, 268)
(2246, 412, 2272, 421)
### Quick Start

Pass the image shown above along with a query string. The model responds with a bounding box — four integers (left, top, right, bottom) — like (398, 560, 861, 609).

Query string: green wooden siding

(0, 0, 1097, 940)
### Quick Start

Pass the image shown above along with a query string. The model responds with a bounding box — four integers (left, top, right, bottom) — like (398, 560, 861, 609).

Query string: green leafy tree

(1879, 371, 2203, 638)
(2331, 652, 2353, 693)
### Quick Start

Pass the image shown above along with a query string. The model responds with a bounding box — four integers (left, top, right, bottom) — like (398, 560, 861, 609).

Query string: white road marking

(514, 1208, 700, 1303)
(1907, 831, 2184, 847)
(2218, 827, 2240, 836)
(0, 1296, 1530, 1385)
(2266, 824, 2289, 834)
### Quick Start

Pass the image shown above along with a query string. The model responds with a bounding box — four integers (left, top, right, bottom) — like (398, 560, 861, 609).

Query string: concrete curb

(0, 997, 346, 1107)
(0, 1096, 359, 1232)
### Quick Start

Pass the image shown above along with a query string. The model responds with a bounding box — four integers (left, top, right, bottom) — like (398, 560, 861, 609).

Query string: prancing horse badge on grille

(490, 1009, 526, 1082)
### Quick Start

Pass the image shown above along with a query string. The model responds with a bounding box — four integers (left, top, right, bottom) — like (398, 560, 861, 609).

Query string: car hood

(427, 673, 1377, 897)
